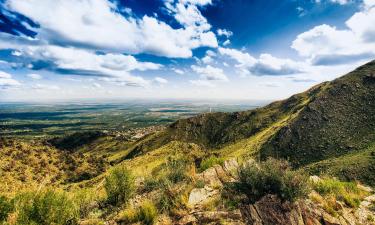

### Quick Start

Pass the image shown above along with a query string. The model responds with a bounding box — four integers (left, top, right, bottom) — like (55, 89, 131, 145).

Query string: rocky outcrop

(182, 159, 375, 225)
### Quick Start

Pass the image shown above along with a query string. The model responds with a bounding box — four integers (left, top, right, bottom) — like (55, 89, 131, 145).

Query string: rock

(202, 167, 222, 187)
(223, 159, 239, 177)
(322, 212, 341, 225)
(240, 205, 263, 225)
(188, 187, 219, 206)
(244, 195, 306, 225)
(213, 164, 233, 183)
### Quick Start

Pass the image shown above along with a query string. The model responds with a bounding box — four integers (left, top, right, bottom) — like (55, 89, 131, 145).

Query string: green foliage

(105, 166, 135, 206)
(228, 158, 309, 203)
(199, 156, 225, 172)
(138, 201, 158, 225)
(119, 201, 158, 225)
(313, 178, 366, 208)
(0, 195, 13, 222)
(164, 157, 189, 184)
(72, 188, 101, 218)
(14, 189, 78, 225)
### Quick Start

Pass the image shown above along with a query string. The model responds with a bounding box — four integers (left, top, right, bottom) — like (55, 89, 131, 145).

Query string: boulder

(188, 186, 219, 206)
(202, 167, 222, 187)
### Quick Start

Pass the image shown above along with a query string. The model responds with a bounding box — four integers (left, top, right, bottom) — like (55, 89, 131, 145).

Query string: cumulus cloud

(27, 73, 42, 79)
(219, 48, 304, 76)
(2, 45, 160, 87)
(0, 71, 21, 88)
(292, 5, 375, 65)
(5, 0, 217, 58)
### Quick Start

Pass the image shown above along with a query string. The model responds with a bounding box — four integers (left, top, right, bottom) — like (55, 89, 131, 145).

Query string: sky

(0, 0, 374, 102)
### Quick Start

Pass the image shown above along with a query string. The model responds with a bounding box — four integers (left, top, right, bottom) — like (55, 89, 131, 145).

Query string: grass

(119, 201, 158, 225)
(305, 144, 375, 187)
(312, 177, 368, 209)
(199, 156, 225, 172)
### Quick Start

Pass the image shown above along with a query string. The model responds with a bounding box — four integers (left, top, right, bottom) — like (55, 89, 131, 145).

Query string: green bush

(119, 201, 158, 225)
(0, 195, 13, 222)
(138, 201, 158, 225)
(199, 156, 225, 172)
(164, 157, 188, 183)
(105, 166, 135, 206)
(14, 189, 78, 225)
(313, 178, 366, 208)
(229, 158, 309, 203)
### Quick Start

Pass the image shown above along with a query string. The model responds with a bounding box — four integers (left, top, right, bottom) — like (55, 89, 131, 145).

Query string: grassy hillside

(261, 60, 375, 166)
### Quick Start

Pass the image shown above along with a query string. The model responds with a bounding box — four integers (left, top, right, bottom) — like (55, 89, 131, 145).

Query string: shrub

(0, 195, 13, 222)
(119, 207, 138, 224)
(119, 201, 158, 225)
(164, 157, 188, 183)
(199, 156, 225, 172)
(105, 166, 135, 206)
(14, 189, 78, 225)
(138, 201, 158, 225)
(313, 178, 366, 208)
(72, 188, 100, 218)
(229, 158, 309, 203)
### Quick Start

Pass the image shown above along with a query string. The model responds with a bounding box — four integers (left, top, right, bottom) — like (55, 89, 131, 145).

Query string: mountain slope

(260, 60, 375, 166)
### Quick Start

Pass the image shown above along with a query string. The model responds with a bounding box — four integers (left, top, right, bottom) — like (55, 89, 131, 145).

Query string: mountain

(122, 60, 375, 185)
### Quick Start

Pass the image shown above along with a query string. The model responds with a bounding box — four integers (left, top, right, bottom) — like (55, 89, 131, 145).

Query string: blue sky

(0, 0, 374, 101)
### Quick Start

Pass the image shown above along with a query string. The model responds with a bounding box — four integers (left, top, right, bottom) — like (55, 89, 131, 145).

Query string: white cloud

(219, 47, 304, 76)
(154, 77, 168, 84)
(179, 0, 212, 6)
(202, 55, 214, 64)
(92, 83, 102, 88)
(223, 39, 231, 46)
(291, 5, 375, 65)
(330, 0, 350, 5)
(364, 0, 375, 7)
(5, 0, 217, 58)
(0, 71, 12, 79)
(189, 79, 215, 87)
(217, 29, 233, 38)
(173, 68, 185, 75)
(12, 45, 160, 87)
(0, 71, 21, 88)
(27, 73, 42, 79)
(191, 65, 228, 81)
(31, 84, 60, 90)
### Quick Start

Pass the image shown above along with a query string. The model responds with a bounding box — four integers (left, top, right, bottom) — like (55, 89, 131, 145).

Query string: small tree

(105, 166, 135, 206)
